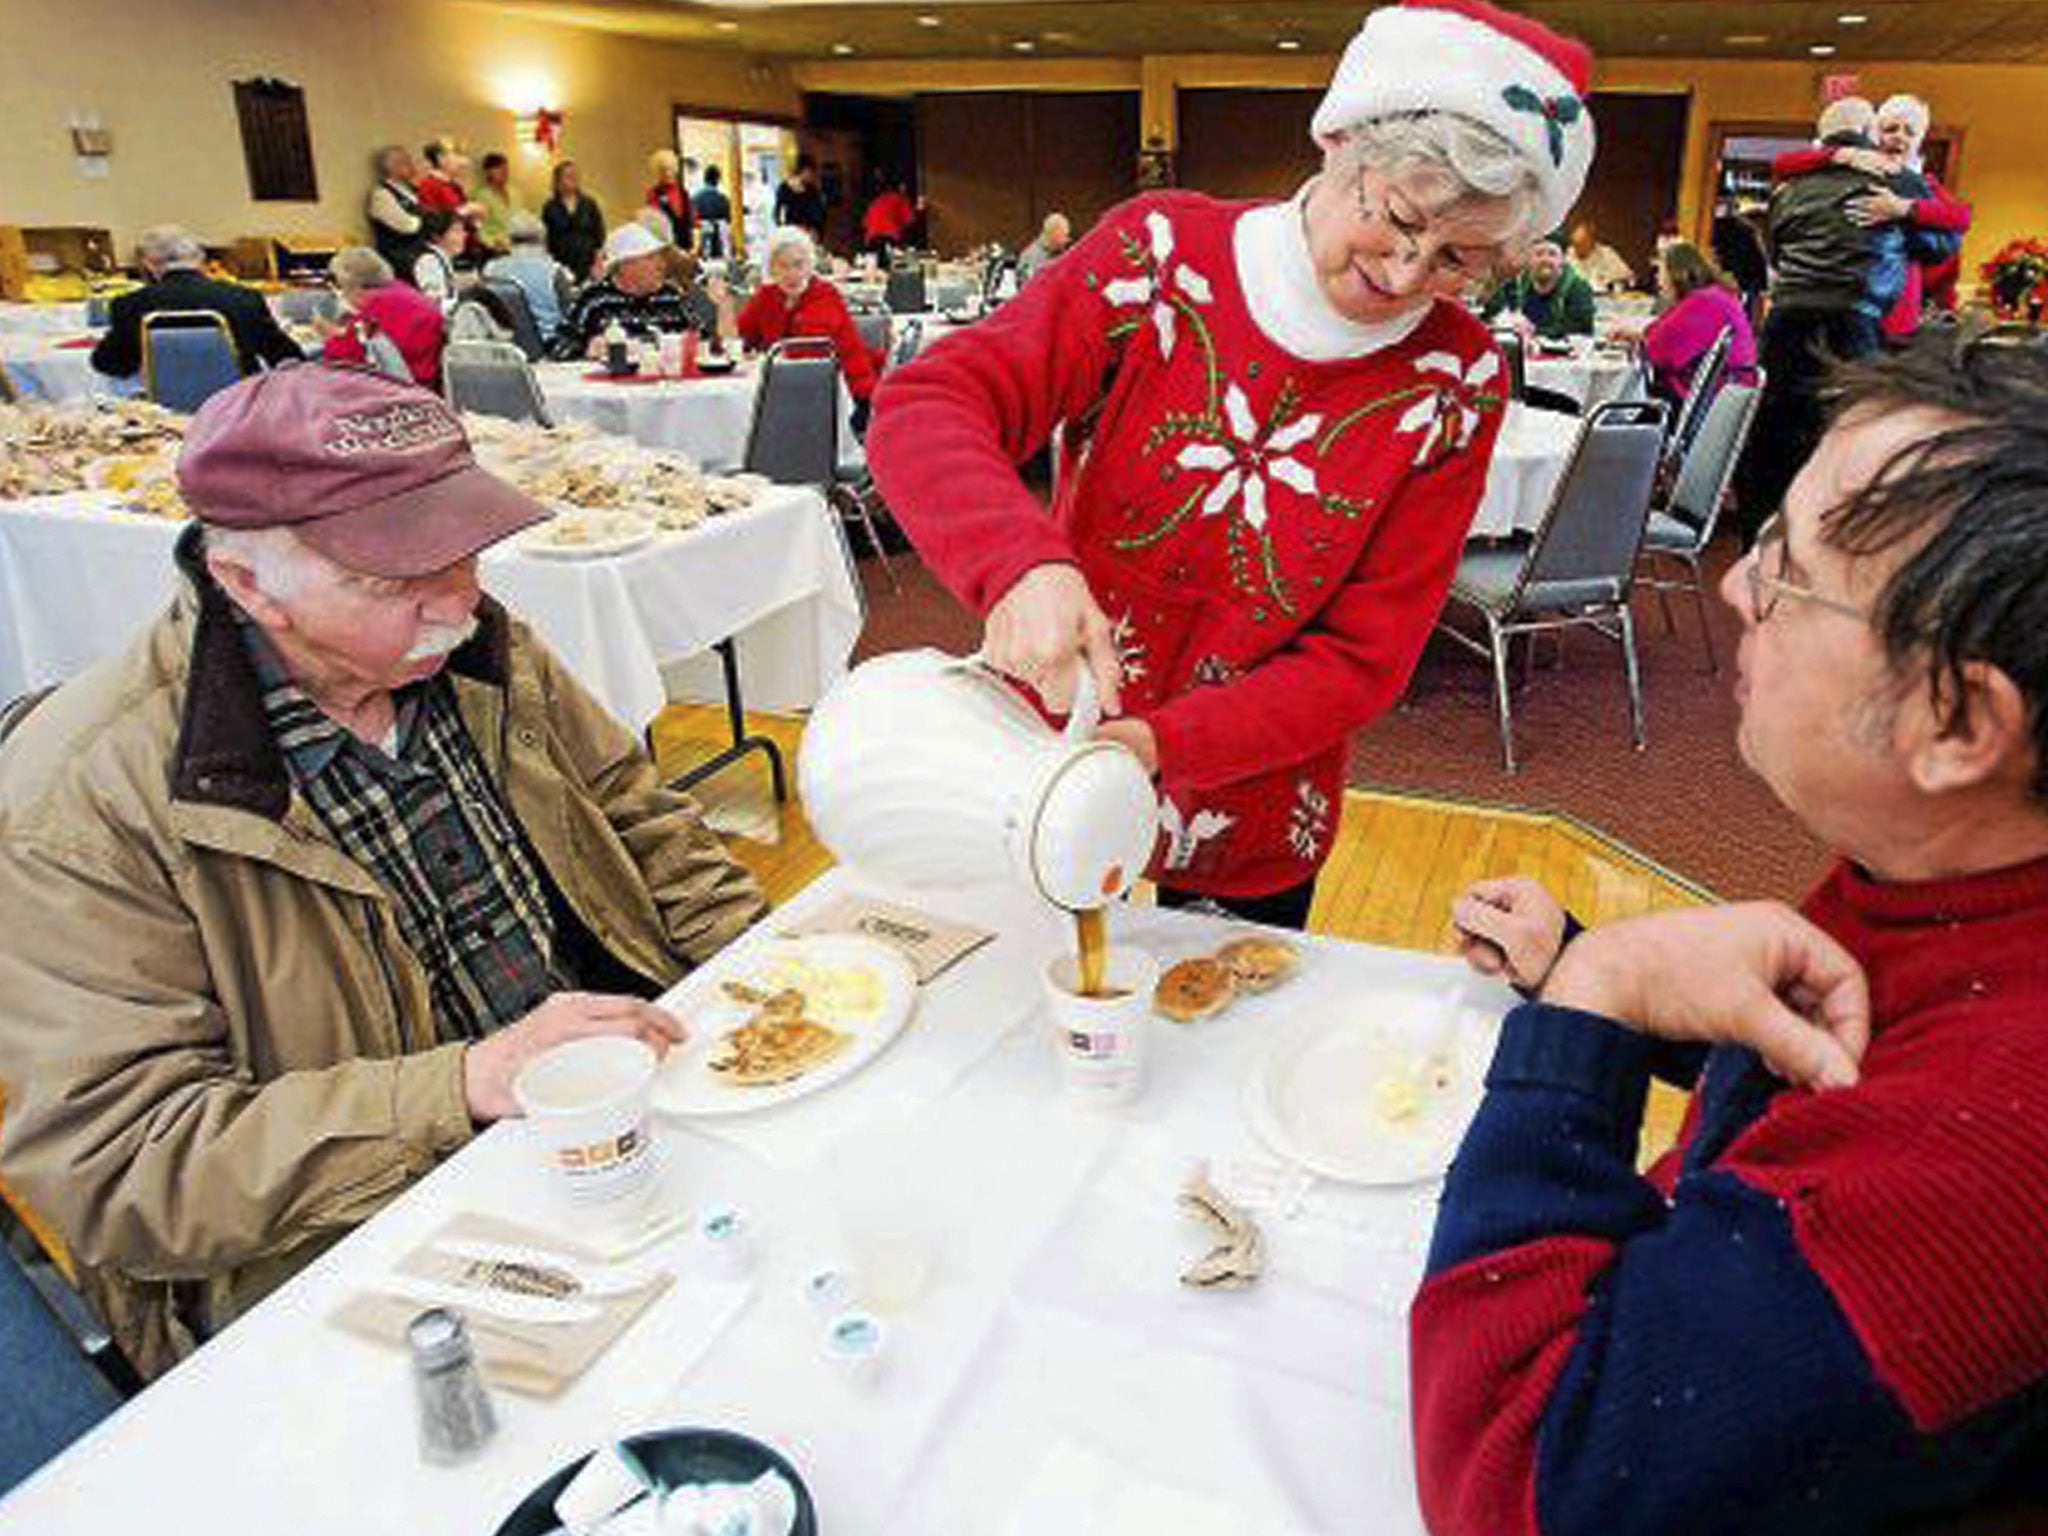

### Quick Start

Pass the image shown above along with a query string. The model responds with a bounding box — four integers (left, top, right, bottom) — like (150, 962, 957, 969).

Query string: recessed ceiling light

(1838, 12, 1869, 23)
(712, 17, 739, 30)
(1276, 36, 1302, 51)
(1809, 41, 1838, 55)
(1011, 37, 1036, 51)
(916, 12, 942, 26)
(831, 41, 855, 54)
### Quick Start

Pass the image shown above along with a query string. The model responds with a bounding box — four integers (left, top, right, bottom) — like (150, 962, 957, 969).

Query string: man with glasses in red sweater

(1427, 323, 2048, 1534)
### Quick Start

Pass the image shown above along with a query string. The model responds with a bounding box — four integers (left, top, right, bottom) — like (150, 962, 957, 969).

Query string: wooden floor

(654, 704, 1710, 1158)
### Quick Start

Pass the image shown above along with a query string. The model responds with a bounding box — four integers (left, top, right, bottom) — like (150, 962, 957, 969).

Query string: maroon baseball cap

(177, 363, 550, 578)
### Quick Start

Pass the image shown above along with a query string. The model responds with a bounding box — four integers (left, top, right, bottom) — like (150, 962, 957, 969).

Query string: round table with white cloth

(0, 301, 96, 336)
(534, 361, 772, 474)
(0, 333, 136, 402)
(0, 485, 862, 726)
(1523, 341, 1639, 413)
(1465, 403, 1581, 540)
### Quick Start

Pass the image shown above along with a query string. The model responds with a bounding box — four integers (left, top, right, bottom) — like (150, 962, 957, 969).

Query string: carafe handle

(962, 650, 1101, 745)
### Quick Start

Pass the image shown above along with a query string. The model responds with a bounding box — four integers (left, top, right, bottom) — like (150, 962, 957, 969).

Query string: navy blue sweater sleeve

(1413, 1004, 2031, 1536)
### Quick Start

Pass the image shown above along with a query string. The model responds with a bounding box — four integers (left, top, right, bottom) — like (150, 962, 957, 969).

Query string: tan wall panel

(0, 0, 797, 255)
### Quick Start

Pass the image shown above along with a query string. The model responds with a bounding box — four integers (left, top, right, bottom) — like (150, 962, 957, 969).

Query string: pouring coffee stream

(798, 650, 1160, 990)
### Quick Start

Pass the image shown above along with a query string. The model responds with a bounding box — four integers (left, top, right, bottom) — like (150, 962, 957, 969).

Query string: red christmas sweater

(737, 278, 882, 401)
(869, 191, 1505, 897)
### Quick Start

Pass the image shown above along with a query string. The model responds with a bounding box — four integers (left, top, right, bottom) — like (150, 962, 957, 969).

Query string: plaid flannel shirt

(244, 624, 570, 1040)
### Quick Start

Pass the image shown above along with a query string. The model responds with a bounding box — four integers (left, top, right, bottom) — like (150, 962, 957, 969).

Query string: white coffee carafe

(798, 649, 1160, 910)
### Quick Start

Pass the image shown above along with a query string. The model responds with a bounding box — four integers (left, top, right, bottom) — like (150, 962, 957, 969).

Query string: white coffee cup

(1043, 946, 1159, 1107)
(656, 331, 684, 377)
(513, 1036, 659, 1212)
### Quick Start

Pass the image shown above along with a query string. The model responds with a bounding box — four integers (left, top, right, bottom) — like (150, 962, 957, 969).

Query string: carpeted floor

(845, 532, 1832, 905)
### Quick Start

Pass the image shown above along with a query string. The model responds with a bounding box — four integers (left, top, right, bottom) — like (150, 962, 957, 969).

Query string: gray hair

(203, 525, 326, 602)
(507, 211, 545, 247)
(763, 225, 817, 271)
(1330, 113, 1548, 245)
(1818, 96, 1876, 141)
(329, 246, 394, 295)
(1878, 93, 1931, 145)
(137, 224, 205, 272)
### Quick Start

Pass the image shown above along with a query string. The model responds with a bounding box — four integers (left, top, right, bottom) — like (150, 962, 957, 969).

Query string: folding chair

(477, 277, 549, 362)
(1637, 377, 1764, 673)
(850, 310, 892, 367)
(884, 266, 928, 315)
(0, 1238, 124, 1496)
(443, 339, 552, 426)
(1434, 398, 1670, 771)
(1663, 324, 1733, 473)
(140, 312, 242, 413)
(890, 317, 924, 369)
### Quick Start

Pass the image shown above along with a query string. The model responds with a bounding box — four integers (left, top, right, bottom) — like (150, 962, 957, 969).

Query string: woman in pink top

(316, 246, 448, 388)
(1638, 242, 1757, 402)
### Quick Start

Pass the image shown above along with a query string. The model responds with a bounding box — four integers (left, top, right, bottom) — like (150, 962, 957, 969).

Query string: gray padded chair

(443, 339, 552, 426)
(851, 310, 892, 366)
(1663, 324, 1733, 472)
(1435, 397, 1670, 772)
(1490, 328, 1527, 402)
(0, 1240, 122, 1496)
(884, 265, 927, 314)
(1637, 376, 1763, 674)
(744, 338, 898, 590)
(478, 277, 550, 362)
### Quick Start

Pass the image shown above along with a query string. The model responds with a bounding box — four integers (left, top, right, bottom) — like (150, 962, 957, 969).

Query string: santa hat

(1311, 0, 1597, 237)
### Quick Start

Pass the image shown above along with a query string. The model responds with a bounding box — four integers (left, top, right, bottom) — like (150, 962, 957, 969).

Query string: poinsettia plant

(1980, 237, 2048, 322)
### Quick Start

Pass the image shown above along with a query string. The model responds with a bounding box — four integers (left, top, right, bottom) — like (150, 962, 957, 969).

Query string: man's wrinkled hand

(1452, 876, 1569, 992)
(1540, 903, 1872, 1092)
(463, 992, 687, 1121)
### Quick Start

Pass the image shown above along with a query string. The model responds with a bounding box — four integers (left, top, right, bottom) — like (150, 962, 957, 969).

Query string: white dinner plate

(518, 511, 656, 560)
(1242, 987, 1497, 1186)
(651, 935, 920, 1117)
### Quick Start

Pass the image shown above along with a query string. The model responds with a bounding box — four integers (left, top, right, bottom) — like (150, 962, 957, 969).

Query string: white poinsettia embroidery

(1288, 779, 1332, 863)
(1103, 211, 1213, 361)
(1159, 795, 1235, 872)
(1395, 349, 1503, 468)
(1173, 383, 1322, 533)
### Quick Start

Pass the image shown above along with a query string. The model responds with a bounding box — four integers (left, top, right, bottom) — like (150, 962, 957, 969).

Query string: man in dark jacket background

(91, 226, 303, 383)
(1733, 97, 1959, 542)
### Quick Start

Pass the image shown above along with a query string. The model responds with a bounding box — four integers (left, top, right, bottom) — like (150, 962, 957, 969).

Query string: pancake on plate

(1154, 957, 1235, 1024)
(708, 1015, 850, 1087)
(1216, 936, 1300, 993)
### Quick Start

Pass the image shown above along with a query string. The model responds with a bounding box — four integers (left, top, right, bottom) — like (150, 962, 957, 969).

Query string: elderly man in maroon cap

(0, 364, 767, 1377)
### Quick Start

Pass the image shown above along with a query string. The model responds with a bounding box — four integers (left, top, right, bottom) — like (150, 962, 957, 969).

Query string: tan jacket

(0, 542, 768, 1375)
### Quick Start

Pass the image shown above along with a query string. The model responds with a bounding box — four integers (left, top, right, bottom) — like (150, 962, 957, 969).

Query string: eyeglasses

(1745, 514, 1868, 624)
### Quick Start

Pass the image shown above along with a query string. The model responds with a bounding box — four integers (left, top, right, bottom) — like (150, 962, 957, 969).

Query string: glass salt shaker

(409, 1307, 499, 1464)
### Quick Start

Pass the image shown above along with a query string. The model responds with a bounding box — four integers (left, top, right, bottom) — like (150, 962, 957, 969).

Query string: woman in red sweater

(735, 226, 881, 427)
(868, 0, 1598, 927)
(318, 246, 447, 388)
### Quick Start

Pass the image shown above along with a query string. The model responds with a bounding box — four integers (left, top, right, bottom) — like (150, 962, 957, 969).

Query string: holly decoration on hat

(1502, 84, 1583, 168)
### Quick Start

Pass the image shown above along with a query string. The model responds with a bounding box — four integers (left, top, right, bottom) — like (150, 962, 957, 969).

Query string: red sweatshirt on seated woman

(734, 227, 880, 402)
(319, 246, 447, 388)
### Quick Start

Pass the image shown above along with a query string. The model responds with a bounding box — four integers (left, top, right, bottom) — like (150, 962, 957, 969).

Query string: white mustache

(404, 618, 477, 663)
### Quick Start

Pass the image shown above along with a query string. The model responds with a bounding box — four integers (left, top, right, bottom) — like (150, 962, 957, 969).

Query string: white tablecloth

(1524, 346, 1639, 412)
(0, 333, 135, 402)
(1467, 403, 1580, 540)
(0, 301, 95, 336)
(0, 486, 862, 725)
(0, 866, 1514, 1534)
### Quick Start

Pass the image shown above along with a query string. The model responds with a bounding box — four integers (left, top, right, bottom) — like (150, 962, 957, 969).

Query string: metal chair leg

(1654, 555, 1679, 634)
(1682, 551, 1719, 674)
(1488, 616, 1518, 773)
(834, 481, 902, 595)
(1618, 605, 1647, 750)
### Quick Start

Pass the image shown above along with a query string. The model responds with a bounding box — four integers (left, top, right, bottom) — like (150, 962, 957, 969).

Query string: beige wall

(0, 0, 797, 256)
